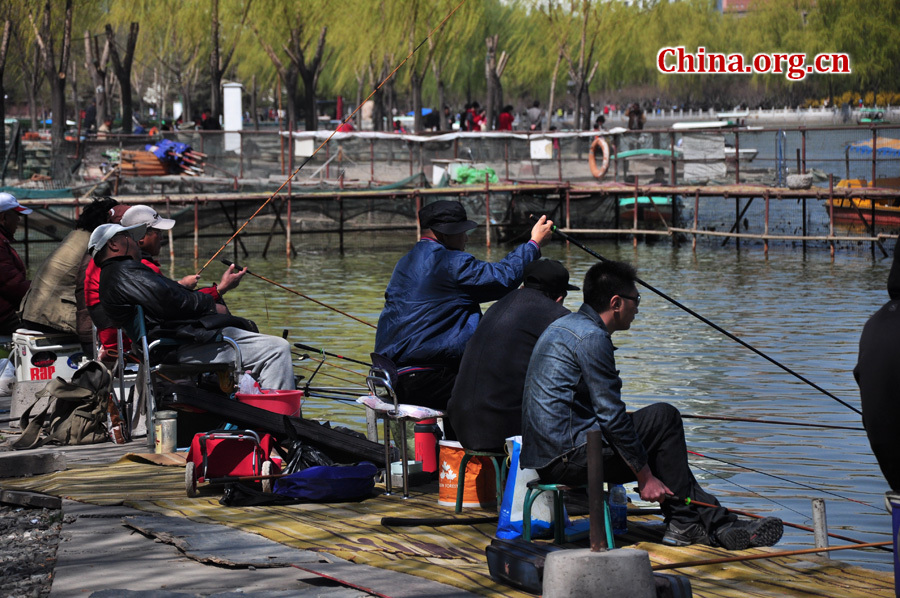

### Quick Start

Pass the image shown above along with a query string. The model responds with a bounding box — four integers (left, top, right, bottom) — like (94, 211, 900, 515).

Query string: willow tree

(250, 0, 328, 131)
(105, 23, 138, 133)
(0, 20, 11, 154)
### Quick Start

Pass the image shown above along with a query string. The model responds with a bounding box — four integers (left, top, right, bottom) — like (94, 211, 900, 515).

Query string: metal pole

(193, 198, 199, 261)
(734, 130, 740, 184)
(812, 498, 829, 558)
(801, 128, 807, 173)
(586, 429, 608, 552)
(693, 190, 699, 252)
(829, 174, 835, 260)
(485, 173, 491, 249)
(872, 127, 878, 185)
(764, 191, 769, 257)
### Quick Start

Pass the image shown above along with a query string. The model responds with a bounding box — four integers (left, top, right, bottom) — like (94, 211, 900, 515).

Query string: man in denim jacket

(521, 259, 782, 550)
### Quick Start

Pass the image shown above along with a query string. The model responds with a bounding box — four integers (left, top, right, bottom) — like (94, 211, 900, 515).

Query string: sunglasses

(618, 293, 641, 306)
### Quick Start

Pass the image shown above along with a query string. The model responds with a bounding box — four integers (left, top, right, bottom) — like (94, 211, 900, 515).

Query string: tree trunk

(105, 23, 139, 134)
(84, 31, 109, 128)
(485, 35, 498, 130)
(251, 74, 259, 130)
(0, 20, 10, 156)
(546, 49, 563, 133)
(31, 0, 74, 179)
(410, 70, 423, 133)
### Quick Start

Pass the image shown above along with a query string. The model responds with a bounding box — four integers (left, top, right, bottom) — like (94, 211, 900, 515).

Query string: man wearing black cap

(448, 259, 576, 451)
(374, 200, 553, 412)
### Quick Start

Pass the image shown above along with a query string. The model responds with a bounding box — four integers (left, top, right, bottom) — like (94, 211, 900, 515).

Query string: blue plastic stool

(522, 480, 615, 547)
(455, 449, 507, 513)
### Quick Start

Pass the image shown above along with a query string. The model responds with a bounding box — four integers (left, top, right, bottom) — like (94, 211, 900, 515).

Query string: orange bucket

(437, 440, 497, 508)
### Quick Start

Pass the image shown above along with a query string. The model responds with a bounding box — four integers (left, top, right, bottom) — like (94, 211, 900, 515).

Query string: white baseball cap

(120, 204, 175, 230)
(0, 192, 33, 215)
(88, 222, 148, 257)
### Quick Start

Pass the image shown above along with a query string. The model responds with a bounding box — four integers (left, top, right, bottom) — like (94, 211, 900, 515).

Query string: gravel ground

(0, 503, 65, 598)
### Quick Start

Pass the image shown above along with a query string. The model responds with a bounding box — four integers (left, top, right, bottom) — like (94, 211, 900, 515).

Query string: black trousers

(537, 402, 735, 532)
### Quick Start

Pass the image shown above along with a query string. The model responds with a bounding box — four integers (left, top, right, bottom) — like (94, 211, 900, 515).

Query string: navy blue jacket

(374, 238, 541, 367)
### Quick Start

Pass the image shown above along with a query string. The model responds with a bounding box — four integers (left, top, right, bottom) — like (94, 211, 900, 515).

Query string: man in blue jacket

(375, 200, 553, 412)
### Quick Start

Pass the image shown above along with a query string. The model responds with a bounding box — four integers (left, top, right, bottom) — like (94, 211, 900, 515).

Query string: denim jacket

(374, 238, 540, 367)
(521, 303, 648, 474)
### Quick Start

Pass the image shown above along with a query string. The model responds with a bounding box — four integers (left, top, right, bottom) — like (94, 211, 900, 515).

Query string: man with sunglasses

(521, 259, 782, 550)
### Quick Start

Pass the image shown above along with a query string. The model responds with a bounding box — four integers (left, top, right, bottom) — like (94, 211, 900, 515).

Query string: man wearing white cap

(88, 222, 294, 390)
(0, 193, 33, 333)
(120, 204, 245, 295)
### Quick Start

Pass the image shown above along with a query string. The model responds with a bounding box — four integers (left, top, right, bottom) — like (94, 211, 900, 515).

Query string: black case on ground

(485, 537, 564, 595)
(486, 537, 693, 597)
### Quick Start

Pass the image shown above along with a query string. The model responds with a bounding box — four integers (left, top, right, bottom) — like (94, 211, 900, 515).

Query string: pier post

(764, 191, 769, 257)
(828, 175, 835, 260)
(586, 429, 607, 552)
(485, 173, 491, 249)
(812, 498, 829, 557)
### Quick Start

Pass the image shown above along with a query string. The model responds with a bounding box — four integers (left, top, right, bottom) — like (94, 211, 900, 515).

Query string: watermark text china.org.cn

(657, 46, 851, 81)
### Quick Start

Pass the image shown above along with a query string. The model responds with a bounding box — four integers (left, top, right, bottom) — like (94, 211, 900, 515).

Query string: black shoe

(713, 523, 751, 550)
(742, 517, 783, 547)
(662, 521, 711, 547)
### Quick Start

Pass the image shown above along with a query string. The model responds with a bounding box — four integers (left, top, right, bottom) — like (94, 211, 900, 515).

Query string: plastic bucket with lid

(235, 389, 303, 417)
(437, 440, 497, 508)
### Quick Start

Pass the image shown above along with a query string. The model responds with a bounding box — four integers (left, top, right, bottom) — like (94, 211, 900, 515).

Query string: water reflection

(174, 235, 892, 569)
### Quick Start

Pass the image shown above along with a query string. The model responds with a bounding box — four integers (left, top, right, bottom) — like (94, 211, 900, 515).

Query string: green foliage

(2, 0, 900, 125)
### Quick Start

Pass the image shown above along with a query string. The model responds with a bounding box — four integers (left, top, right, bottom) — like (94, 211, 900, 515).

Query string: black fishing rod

(686, 448, 874, 508)
(221, 259, 377, 329)
(532, 215, 862, 416)
(294, 342, 372, 367)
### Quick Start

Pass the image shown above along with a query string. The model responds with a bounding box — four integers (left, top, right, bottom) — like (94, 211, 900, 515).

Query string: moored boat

(827, 177, 900, 226)
(618, 195, 675, 222)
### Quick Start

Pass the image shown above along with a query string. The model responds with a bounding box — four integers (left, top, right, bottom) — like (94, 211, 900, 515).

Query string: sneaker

(712, 523, 751, 550)
(743, 517, 783, 547)
(662, 521, 711, 547)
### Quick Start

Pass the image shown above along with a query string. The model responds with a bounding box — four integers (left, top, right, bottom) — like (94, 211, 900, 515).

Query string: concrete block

(543, 548, 655, 598)
(0, 488, 62, 509)
(10, 380, 53, 428)
(0, 451, 66, 478)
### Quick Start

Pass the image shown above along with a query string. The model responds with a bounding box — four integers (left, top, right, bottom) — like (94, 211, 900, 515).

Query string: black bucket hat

(523, 259, 579, 294)
(419, 200, 478, 235)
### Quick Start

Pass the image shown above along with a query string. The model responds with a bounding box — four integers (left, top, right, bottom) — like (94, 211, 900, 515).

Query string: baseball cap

(523, 259, 579, 294)
(120, 204, 175, 230)
(109, 204, 131, 224)
(88, 222, 147, 257)
(0, 192, 33, 215)
(419, 200, 477, 235)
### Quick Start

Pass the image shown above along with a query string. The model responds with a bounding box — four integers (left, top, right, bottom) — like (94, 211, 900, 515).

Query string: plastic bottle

(609, 484, 628, 535)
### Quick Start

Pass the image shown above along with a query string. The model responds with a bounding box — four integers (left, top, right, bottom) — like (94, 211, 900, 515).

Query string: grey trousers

(175, 326, 295, 390)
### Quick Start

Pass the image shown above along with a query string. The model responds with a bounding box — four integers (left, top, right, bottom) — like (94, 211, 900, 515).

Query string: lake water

(170, 231, 894, 570)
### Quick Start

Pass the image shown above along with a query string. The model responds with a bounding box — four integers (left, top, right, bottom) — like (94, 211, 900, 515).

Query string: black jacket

(447, 287, 570, 451)
(98, 256, 216, 331)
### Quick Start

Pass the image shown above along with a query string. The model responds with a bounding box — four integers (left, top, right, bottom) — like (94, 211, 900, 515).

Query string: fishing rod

(668, 495, 891, 551)
(294, 342, 372, 367)
(198, 0, 470, 275)
(651, 540, 891, 572)
(681, 414, 864, 432)
(531, 214, 862, 417)
(686, 448, 874, 508)
(222, 259, 377, 329)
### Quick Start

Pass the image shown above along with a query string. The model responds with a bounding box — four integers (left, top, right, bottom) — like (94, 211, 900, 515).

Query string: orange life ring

(589, 136, 610, 179)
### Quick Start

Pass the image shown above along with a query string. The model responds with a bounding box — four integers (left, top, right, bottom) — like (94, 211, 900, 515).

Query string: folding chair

(358, 353, 445, 498)
(123, 305, 243, 449)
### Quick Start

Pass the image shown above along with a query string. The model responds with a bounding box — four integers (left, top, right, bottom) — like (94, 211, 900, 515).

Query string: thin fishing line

(305, 356, 366, 378)
(681, 413, 864, 432)
(198, 0, 470, 274)
(689, 461, 808, 519)
(293, 363, 360, 386)
(534, 216, 862, 416)
(688, 449, 874, 508)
